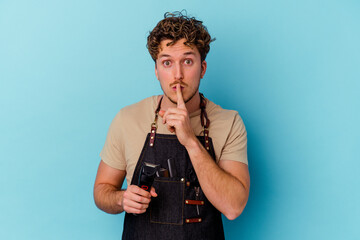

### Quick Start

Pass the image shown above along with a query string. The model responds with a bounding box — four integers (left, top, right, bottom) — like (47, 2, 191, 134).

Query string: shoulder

(205, 98, 248, 164)
(107, 96, 158, 133)
(119, 96, 157, 115)
(113, 96, 157, 121)
(206, 99, 244, 127)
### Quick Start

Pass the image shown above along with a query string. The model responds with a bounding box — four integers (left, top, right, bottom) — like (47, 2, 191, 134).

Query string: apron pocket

(150, 177, 184, 225)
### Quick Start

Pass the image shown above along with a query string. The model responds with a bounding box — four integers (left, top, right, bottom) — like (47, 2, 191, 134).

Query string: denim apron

(122, 94, 225, 240)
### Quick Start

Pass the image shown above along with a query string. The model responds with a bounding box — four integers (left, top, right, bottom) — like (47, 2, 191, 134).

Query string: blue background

(1, 0, 359, 239)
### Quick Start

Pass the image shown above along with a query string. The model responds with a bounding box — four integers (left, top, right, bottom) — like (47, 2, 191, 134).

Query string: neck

(159, 91, 201, 114)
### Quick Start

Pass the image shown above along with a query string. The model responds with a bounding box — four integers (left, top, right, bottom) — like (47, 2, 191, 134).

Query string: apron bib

(122, 94, 225, 240)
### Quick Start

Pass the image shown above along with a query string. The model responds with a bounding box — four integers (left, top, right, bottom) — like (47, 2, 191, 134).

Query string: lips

(172, 86, 185, 91)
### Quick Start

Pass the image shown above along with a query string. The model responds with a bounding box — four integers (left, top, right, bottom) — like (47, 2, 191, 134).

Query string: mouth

(172, 86, 185, 91)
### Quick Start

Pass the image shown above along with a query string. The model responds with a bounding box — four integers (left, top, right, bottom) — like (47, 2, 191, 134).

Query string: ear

(200, 60, 207, 79)
(155, 62, 159, 80)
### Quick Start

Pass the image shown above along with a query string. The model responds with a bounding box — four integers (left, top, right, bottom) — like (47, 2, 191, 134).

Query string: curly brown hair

(147, 11, 215, 62)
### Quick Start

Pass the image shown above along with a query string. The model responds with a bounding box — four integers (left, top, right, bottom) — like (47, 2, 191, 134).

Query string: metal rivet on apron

(181, 178, 184, 182)
(206, 147, 209, 150)
(151, 136, 154, 139)
(186, 181, 190, 186)
(150, 143, 153, 146)
(151, 130, 155, 133)
(185, 200, 189, 204)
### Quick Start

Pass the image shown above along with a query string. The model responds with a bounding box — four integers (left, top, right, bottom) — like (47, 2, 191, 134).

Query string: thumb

(150, 187, 158, 197)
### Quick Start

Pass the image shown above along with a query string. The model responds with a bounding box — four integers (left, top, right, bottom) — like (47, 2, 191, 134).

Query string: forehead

(157, 39, 200, 59)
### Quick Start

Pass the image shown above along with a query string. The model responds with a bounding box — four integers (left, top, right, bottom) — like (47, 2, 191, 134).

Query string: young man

(94, 12, 250, 240)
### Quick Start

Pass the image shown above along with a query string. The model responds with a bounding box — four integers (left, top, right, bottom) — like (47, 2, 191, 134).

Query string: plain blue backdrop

(1, 0, 359, 239)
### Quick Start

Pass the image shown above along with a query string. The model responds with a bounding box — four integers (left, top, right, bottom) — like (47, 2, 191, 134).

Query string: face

(155, 38, 207, 104)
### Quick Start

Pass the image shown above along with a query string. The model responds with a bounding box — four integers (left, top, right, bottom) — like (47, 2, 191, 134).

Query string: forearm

(93, 183, 124, 214)
(186, 139, 249, 220)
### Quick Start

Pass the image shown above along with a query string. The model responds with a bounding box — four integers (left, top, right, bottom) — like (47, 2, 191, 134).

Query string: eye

(184, 59, 193, 65)
(163, 60, 171, 67)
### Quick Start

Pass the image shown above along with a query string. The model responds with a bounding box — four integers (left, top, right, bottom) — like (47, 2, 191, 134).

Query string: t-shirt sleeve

(99, 110, 127, 170)
(220, 113, 248, 165)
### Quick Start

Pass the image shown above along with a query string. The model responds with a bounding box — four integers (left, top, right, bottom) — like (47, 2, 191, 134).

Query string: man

(94, 11, 250, 240)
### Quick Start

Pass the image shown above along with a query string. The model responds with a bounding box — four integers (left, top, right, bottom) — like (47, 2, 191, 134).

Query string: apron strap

(149, 96, 163, 147)
(200, 93, 211, 151)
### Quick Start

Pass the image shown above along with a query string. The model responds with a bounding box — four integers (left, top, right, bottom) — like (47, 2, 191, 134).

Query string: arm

(93, 160, 157, 214)
(186, 140, 250, 220)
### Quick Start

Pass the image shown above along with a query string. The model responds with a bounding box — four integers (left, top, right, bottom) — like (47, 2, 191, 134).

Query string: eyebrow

(158, 51, 196, 59)
(184, 51, 196, 56)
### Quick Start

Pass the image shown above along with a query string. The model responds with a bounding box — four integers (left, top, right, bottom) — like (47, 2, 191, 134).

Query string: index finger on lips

(176, 83, 186, 109)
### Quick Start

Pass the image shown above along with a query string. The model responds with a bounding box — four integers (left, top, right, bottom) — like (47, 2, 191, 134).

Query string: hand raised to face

(159, 84, 197, 147)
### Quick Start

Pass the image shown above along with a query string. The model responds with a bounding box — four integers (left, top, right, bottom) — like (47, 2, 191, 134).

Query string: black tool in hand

(138, 162, 159, 192)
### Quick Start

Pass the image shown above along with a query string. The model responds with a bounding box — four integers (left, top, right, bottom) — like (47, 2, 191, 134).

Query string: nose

(174, 62, 184, 81)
